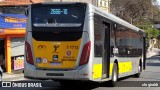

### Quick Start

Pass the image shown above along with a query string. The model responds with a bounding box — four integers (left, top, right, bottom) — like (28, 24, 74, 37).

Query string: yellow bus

(24, 2, 146, 86)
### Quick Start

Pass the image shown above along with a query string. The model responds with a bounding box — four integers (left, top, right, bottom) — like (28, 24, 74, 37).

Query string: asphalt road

(1, 55, 160, 90)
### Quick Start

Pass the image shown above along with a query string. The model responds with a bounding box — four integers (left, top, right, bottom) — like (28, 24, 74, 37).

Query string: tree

(138, 21, 159, 39)
(110, 0, 160, 39)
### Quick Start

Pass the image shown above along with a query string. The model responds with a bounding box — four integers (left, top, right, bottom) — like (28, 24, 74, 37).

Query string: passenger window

(94, 18, 103, 57)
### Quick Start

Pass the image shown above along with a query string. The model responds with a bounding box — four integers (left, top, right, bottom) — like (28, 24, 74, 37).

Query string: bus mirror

(25, 8, 28, 16)
(114, 24, 117, 28)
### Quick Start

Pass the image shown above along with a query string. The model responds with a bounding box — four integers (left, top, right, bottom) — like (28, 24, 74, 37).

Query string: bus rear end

(24, 2, 92, 81)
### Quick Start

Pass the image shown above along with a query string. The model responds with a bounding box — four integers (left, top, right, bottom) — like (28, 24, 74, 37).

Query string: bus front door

(102, 22, 110, 79)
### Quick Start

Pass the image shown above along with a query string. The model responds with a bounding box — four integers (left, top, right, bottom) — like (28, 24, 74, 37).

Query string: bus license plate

(50, 62, 61, 66)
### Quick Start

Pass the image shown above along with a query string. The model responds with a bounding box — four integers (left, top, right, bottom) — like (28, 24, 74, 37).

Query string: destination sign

(50, 9, 68, 15)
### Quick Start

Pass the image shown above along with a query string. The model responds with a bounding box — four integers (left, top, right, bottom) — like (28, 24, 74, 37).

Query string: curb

(146, 60, 160, 63)
(2, 73, 24, 81)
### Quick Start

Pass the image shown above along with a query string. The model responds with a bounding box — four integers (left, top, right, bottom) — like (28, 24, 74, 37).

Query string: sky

(157, 0, 160, 4)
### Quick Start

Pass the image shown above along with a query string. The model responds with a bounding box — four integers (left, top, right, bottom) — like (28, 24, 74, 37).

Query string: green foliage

(145, 27, 159, 39)
(137, 21, 159, 39)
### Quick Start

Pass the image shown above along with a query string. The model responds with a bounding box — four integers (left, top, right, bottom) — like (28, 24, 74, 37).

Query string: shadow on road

(139, 77, 160, 81)
(146, 63, 160, 66)
(146, 55, 160, 66)
(147, 55, 160, 60)
(56, 77, 135, 90)
(59, 82, 101, 90)
(38, 81, 116, 90)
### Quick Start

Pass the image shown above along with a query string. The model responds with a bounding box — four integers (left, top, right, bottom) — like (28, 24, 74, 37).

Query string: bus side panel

(114, 22, 144, 78)
(116, 57, 141, 78)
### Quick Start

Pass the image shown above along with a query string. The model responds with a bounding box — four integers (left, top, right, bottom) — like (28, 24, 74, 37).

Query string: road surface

(1, 55, 160, 90)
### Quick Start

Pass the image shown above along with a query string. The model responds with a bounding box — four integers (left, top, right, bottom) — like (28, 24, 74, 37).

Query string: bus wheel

(110, 63, 118, 87)
(0, 73, 2, 81)
(134, 65, 141, 78)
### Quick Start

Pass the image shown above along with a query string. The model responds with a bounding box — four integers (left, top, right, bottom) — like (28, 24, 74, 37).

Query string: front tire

(134, 65, 142, 78)
(0, 73, 2, 81)
(110, 63, 118, 87)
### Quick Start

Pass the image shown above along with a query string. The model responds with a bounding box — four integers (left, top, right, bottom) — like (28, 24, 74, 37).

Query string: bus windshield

(31, 5, 86, 28)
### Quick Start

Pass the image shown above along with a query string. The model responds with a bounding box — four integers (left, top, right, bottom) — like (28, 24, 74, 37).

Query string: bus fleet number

(67, 45, 79, 49)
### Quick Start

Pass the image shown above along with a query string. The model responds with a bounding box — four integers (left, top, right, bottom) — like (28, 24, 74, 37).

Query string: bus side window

(110, 29, 115, 57)
(94, 17, 103, 57)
